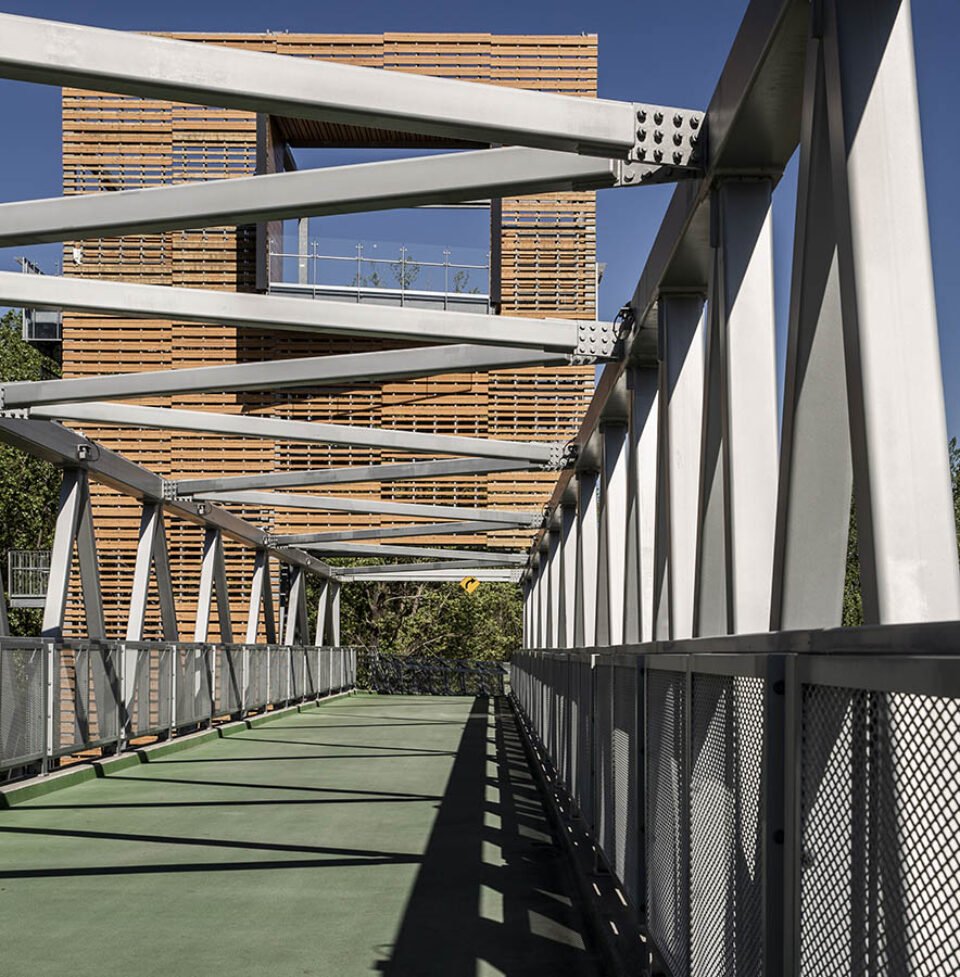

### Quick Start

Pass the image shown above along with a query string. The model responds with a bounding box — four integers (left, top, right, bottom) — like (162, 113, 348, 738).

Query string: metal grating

(176, 645, 211, 728)
(0, 642, 45, 771)
(595, 661, 614, 851)
(53, 643, 120, 756)
(128, 645, 172, 738)
(215, 646, 242, 716)
(578, 658, 594, 824)
(689, 673, 764, 977)
(801, 684, 960, 977)
(613, 662, 640, 905)
(646, 668, 689, 977)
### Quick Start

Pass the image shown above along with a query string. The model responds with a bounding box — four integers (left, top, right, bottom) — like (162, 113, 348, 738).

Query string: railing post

(545, 525, 561, 649)
(557, 501, 578, 649)
(596, 420, 628, 646)
(574, 468, 599, 648)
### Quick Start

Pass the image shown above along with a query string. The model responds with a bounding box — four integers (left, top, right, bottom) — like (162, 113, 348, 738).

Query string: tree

(306, 558, 521, 661)
(0, 310, 62, 635)
(842, 438, 960, 626)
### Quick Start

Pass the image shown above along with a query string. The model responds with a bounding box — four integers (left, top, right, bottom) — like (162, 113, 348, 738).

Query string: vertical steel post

(574, 469, 599, 647)
(538, 544, 550, 649)
(41, 469, 84, 640)
(546, 526, 561, 649)
(329, 580, 341, 645)
(557, 502, 578, 649)
(596, 422, 628, 646)
(625, 367, 658, 643)
(194, 526, 232, 643)
(654, 295, 705, 640)
(245, 549, 270, 643)
(297, 216, 309, 285)
(284, 567, 304, 645)
(823, 0, 960, 623)
(314, 578, 329, 646)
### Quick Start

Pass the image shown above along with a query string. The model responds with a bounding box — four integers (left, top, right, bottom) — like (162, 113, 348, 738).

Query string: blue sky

(1, 0, 958, 435)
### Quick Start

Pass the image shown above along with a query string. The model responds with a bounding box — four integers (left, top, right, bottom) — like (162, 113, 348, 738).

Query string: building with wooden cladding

(60, 32, 598, 639)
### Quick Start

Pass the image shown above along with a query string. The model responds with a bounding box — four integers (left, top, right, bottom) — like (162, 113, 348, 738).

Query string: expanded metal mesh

(613, 662, 640, 905)
(128, 645, 172, 738)
(320, 647, 331, 695)
(646, 668, 689, 977)
(0, 641, 45, 771)
(175, 645, 211, 728)
(215, 646, 243, 716)
(801, 684, 960, 977)
(689, 673, 764, 977)
(577, 658, 594, 824)
(53, 643, 120, 756)
(268, 646, 283, 705)
(595, 661, 614, 851)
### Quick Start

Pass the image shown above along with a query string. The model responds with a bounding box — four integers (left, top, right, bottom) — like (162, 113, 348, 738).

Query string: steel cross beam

(175, 458, 535, 496)
(336, 568, 521, 583)
(0, 148, 638, 249)
(0, 14, 706, 163)
(296, 542, 526, 564)
(273, 522, 511, 545)
(0, 271, 617, 359)
(193, 490, 542, 527)
(21, 402, 561, 466)
(0, 345, 572, 410)
(0, 415, 332, 579)
(334, 559, 513, 577)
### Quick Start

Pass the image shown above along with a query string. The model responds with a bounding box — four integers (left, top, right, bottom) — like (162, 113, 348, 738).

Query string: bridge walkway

(0, 694, 601, 977)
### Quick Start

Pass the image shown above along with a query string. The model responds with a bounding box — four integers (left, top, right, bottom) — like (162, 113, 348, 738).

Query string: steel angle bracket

(546, 441, 579, 471)
(573, 319, 627, 361)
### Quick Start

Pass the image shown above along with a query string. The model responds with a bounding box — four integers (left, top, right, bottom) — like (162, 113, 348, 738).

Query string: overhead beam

(273, 521, 514, 545)
(335, 559, 512, 577)
(23, 402, 559, 466)
(192, 489, 542, 527)
(337, 568, 521, 583)
(0, 271, 616, 356)
(297, 542, 525, 564)
(0, 416, 332, 579)
(176, 457, 534, 495)
(1, 345, 572, 410)
(0, 13, 641, 157)
(0, 147, 625, 248)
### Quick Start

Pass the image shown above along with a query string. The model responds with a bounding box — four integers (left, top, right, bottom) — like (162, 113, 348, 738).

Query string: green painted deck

(0, 695, 601, 977)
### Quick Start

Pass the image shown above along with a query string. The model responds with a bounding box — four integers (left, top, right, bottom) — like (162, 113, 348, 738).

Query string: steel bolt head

(624, 170, 634, 183)
(637, 108, 647, 123)
(654, 111, 663, 125)
(673, 151, 683, 164)
(673, 132, 683, 146)
(654, 149, 663, 163)
(673, 113, 683, 127)
(690, 116, 700, 129)
(637, 128, 647, 141)
(654, 130, 663, 143)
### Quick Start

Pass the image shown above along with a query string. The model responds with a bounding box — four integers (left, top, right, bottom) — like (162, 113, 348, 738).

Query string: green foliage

(0, 310, 62, 635)
(842, 439, 960, 626)
(306, 558, 521, 661)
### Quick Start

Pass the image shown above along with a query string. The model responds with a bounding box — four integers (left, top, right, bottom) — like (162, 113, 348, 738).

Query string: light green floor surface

(0, 694, 601, 977)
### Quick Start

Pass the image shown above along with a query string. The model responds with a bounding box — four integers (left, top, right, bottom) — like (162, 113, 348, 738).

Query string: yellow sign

(460, 576, 481, 594)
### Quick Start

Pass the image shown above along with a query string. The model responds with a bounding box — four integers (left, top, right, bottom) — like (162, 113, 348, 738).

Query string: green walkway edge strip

(0, 691, 353, 809)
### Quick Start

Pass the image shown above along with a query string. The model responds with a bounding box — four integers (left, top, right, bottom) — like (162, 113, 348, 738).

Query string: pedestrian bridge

(2, 0, 960, 974)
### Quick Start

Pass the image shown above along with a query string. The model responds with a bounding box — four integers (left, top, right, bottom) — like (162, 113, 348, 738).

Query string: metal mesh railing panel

(800, 684, 960, 977)
(304, 647, 318, 696)
(0, 642, 45, 771)
(128, 645, 172, 738)
(320, 648, 331, 695)
(577, 658, 594, 824)
(595, 661, 614, 851)
(689, 673, 764, 977)
(646, 667, 689, 977)
(268, 647, 283, 705)
(53, 644, 120, 756)
(215, 646, 243, 716)
(613, 661, 640, 905)
(175, 645, 211, 728)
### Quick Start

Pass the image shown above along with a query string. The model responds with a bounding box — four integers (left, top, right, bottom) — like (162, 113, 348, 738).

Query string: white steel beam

(0, 14, 640, 157)
(126, 502, 178, 642)
(0, 148, 623, 248)
(624, 368, 659, 643)
(716, 179, 779, 635)
(192, 490, 540, 527)
(770, 37, 851, 631)
(545, 528, 561, 648)
(25, 402, 558, 466)
(283, 568, 309, 646)
(655, 295, 705, 641)
(273, 521, 507, 545)
(1, 345, 571, 410)
(194, 527, 233, 643)
(574, 469, 600, 647)
(329, 582, 341, 646)
(245, 550, 277, 644)
(0, 271, 609, 356)
(314, 579, 329, 647)
(557, 503, 578, 648)
(596, 423, 628, 646)
(822, 0, 960, 624)
(538, 549, 549, 649)
(297, 542, 525, 564)
(336, 558, 519, 577)
(337, 567, 519, 583)
(176, 457, 534, 496)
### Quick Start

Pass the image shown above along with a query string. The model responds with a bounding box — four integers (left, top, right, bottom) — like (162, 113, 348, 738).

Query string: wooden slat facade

(60, 32, 597, 639)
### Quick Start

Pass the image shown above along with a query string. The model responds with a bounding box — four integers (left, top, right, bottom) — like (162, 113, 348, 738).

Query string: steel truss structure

(1, 3, 960, 972)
